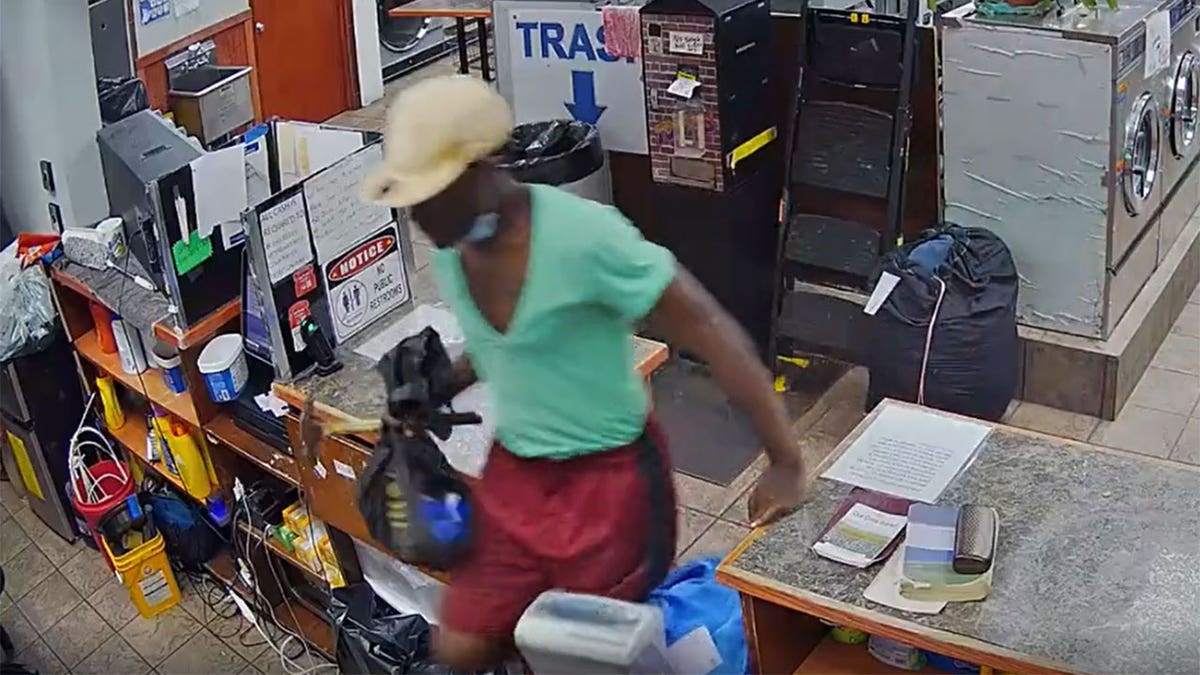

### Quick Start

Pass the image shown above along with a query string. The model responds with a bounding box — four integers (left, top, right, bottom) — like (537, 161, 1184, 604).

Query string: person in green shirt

(364, 75, 804, 671)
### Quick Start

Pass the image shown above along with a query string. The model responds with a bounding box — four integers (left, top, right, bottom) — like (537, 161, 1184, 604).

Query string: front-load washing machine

(943, 0, 1166, 338)
(1159, 0, 1200, 256)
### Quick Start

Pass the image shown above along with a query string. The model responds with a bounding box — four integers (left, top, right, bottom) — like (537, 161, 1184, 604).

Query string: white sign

(1144, 11, 1170, 78)
(321, 222, 409, 343)
(506, 8, 649, 154)
(259, 193, 314, 284)
(304, 145, 391, 264)
(668, 31, 704, 55)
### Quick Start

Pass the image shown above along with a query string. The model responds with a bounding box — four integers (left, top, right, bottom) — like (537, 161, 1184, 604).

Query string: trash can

(497, 120, 612, 205)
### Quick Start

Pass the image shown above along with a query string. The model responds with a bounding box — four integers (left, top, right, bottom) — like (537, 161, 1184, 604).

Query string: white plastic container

(197, 334, 248, 402)
(515, 591, 670, 674)
(111, 319, 148, 374)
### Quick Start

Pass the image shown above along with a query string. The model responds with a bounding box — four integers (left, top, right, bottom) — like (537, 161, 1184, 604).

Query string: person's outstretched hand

(748, 462, 806, 527)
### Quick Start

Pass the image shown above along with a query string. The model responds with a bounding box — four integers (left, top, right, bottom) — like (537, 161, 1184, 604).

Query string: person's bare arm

(448, 353, 478, 399)
(646, 267, 805, 526)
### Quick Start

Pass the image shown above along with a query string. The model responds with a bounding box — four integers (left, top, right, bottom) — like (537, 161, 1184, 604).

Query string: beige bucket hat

(361, 76, 514, 208)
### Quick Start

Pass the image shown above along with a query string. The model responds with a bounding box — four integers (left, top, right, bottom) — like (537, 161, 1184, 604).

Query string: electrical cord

(231, 485, 337, 675)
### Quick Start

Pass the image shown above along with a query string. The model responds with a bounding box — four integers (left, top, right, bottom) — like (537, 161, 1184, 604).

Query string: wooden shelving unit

(204, 415, 299, 487)
(273, 601, 335, 658)
(75, 330, 201, 426)
(794, 636, 915, 674)
(236, 521, 330, 587)
(102, 412, 194, 498)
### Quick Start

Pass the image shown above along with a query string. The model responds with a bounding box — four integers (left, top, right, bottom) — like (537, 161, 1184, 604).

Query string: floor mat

(651, 357, 847, 485)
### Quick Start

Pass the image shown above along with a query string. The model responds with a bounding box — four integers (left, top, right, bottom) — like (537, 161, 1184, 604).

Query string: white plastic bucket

(197, 334, 248, 403)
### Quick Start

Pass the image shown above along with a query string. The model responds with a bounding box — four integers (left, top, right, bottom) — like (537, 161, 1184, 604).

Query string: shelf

(273, 601, 335, 658)
(204, 547, 333, 660)
(204, 415, 300, 487)
(236, 521, 329, 587)
(152, 298, 240, 351)
(76, 329, 201, 426)
(794, 635, 913, 674)
(103, 412, 193, 497)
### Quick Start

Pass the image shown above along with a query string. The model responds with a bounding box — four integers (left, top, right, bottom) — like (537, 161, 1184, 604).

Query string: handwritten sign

(668, 31, 704, 55)
(259, 193, 314, 284)
(303, 145, 391, 263)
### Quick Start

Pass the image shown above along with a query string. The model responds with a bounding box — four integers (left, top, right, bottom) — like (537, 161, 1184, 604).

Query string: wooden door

(252, 0, 357, 122)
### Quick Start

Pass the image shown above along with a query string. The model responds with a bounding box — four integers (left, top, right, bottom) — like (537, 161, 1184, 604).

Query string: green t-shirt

(431, 184, 676, 459)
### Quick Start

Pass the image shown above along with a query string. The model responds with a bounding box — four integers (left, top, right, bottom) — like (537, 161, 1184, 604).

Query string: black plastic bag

(330, 584, 450, 674)
(496, 120, 604, 186)
(97, 77, 148, 124)
(865, 224, 1019, 421)
(358, 328, 478, 570)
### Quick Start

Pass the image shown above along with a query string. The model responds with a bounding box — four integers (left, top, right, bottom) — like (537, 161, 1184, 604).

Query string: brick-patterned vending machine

(641, 0, 774, 192)
(639, 0, 779, 359)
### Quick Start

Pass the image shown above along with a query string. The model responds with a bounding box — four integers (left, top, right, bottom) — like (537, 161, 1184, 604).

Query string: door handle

(255, 22, 265, 33)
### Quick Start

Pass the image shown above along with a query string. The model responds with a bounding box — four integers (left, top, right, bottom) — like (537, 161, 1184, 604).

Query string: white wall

(0, 0, 109, 234)
(352, 0, 385, 107)
(132, 0, 249, 57)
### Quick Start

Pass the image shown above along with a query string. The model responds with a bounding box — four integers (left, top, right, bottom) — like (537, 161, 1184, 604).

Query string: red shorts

(441, 419, 676, 637)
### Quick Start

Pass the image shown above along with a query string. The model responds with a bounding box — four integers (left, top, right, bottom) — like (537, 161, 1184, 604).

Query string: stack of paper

(898, 504, 994, 603)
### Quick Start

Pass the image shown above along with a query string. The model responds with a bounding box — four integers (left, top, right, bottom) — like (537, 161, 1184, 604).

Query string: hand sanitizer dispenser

(514, 591, 671, 674)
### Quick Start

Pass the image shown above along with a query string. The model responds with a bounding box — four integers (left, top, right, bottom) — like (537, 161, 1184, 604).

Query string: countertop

(721, 401, 1200, 674)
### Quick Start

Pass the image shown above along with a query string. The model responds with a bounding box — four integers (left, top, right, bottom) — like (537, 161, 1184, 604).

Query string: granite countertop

(726, 409, 1200, 674)
(52, 256, 172, 336)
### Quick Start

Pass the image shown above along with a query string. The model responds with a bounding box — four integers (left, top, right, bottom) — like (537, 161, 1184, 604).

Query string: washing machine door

(1169, 51, 1198, 158)
(1122, 92, 1162, 216)
(379, 0, 431, 53)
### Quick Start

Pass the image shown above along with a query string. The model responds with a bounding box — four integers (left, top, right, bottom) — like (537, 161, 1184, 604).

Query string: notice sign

(322, 222, 409, 343)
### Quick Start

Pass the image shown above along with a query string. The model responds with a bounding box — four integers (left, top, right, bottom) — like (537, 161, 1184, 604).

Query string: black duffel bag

(865, 224, 1019, 421)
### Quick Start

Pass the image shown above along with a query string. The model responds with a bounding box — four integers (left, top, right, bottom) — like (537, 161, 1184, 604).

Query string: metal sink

(168, 66, 253, 144)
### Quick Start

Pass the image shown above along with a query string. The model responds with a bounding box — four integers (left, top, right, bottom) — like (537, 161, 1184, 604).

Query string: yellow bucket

(101, 532, 181, 618)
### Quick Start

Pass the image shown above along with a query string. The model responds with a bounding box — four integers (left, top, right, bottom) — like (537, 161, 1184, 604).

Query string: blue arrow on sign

(565, 70, 606, 125)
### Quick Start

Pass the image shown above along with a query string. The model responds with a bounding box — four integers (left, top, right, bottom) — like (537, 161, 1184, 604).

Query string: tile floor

(0, 485, 335, 674)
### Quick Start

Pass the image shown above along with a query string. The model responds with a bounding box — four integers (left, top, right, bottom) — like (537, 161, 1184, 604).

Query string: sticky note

(172, 235, 214, 275)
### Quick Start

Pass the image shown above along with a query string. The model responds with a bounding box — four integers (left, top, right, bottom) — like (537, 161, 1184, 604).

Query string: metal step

(791, 101, 895, 198)
(784, 214, 882, 279)
(776, 282, 871, 365)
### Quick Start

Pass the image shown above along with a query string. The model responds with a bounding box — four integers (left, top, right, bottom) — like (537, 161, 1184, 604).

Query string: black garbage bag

(97, 77, 148, 124)
(358, 327, 479, 570)
(330, 584, 450, 674)
(496, 120, 603, 186)
(865, 224, 1019, 421)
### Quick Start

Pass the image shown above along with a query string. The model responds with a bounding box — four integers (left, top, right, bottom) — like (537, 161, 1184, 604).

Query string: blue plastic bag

(647, 558, 747, 675)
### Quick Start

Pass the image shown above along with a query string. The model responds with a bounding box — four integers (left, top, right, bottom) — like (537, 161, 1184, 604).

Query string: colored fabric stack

(602, 5, 642, 60)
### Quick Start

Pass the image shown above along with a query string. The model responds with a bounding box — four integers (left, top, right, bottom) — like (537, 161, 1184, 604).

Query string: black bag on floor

(330, 584, 448, 674)
(865, 224, 1019, 421)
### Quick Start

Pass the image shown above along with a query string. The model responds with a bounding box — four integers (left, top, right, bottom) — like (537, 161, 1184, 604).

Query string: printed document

(821, 404, 991, 503)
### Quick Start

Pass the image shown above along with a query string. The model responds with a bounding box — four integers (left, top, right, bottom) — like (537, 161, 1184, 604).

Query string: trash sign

(322, 222, 409, 344)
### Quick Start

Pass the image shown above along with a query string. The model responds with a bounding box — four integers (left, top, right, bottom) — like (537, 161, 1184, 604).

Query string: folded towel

(602, 5, 642, 60)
